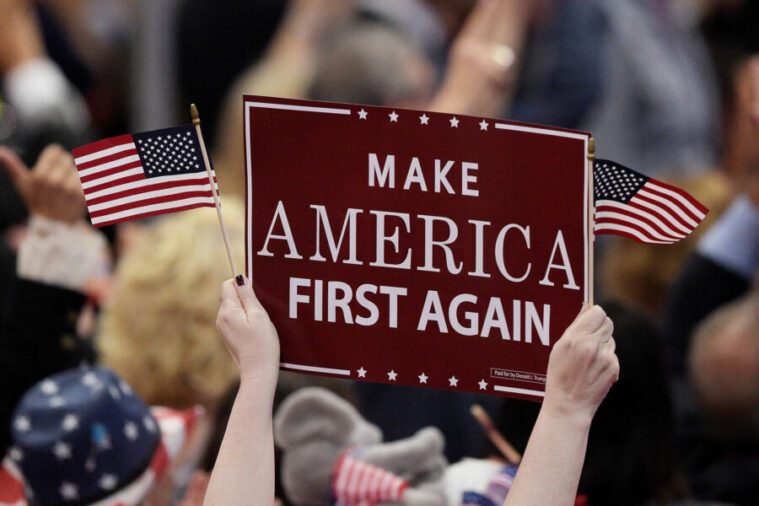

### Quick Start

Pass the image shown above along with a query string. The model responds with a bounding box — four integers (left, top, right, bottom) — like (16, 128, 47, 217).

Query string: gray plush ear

(274, 387, 374, 449)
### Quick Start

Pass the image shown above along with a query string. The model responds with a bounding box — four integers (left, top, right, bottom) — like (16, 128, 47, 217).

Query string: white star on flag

(478, 379, 488, 390)
(448, 376, 459, 387)
(358, 109, 368, 120)
(53, 441, 72, 460)
(109, 385, 122, 399)
(124, 421, 139, 440)
(449, 116, 459, 128)
(387, 370, 398, 381)
(82, 372, 99, 386)
(143, 415, 157, 433)
(99, 474, 118, 491)
(418, 373, 429, 384)
(419, 114, 429, 125)
(14, 416, 30, 432)
(49, 396, 66, 408)
(40, 380, 58, 395)
(479, 120, 489, 131)
(120, 381, 133, 395)
(61, 414, 79, 431)
(389, 111, 399, 122)
(357, 367, 367, 378)
(60, 482, 78, 501)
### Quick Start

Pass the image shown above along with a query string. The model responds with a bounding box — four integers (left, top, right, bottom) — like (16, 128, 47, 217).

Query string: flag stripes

(73, 126, 217, 227)
(593, 159, 707, 244)
(332, 450, 407, 505)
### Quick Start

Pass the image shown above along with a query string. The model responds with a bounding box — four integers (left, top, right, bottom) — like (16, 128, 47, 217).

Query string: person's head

(308, 20, 435, 109)
(494, 302, 681, 505)
(1, 367, 201, 506)
(99, 200, 245, 410)
(689, 292, 759, 440)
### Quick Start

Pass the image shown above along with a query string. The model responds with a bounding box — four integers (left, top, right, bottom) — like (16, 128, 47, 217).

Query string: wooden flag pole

(470, 404, 522, 465)
(587, 137, 595, 305)
(191, 103, 239, 277)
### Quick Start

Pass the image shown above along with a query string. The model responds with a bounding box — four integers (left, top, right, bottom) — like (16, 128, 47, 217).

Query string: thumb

(0, 146, 30, 193)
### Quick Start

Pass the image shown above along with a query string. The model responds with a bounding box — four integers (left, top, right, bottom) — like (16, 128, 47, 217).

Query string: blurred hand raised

(0, 144, 86, 224)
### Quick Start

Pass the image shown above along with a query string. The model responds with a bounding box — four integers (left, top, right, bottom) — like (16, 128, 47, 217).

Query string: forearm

(504, 407, 591, 506)
(204, 376, 277, 506)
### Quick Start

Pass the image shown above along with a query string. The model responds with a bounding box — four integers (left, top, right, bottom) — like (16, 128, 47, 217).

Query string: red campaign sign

(243, 95, 593, 400)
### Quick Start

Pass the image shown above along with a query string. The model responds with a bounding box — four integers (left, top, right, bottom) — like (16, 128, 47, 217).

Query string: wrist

(541, 394, 595, 429)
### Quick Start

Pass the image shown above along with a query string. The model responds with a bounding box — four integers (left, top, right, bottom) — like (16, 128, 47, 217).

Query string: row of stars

(355, 367, 489, 390)
(357, 108, 491, 131)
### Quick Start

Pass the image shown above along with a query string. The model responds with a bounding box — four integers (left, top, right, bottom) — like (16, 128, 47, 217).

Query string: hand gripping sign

(243, 96, 593, 400)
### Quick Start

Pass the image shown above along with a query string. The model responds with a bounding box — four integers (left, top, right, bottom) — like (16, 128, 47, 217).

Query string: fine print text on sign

(243, 96, 593, 400)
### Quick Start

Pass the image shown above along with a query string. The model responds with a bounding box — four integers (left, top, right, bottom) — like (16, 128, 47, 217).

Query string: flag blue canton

(133, 125, 205, 178)
(594, 161, 649, 203)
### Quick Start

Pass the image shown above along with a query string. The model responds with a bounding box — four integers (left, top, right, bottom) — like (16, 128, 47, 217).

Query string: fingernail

(235, 274, 245, 286)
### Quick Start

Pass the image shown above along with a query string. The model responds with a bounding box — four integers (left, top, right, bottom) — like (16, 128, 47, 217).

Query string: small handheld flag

(593, 159, 708, 244)
(73, 125, 217, 228)
(73, 105, 239, 277)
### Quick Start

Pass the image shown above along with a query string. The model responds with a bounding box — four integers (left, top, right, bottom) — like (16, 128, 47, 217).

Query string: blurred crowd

(1, 0, 759, 505)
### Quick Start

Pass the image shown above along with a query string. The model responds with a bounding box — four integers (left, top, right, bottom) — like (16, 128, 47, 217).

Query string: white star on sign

(419, 114, 429, 125)
(449, 116, 460, 128)
(53, 441, 72, 460)
(387, 370, 398, 381)
(479, 120, 489, 131)
(14, 416, 30, 432)
(357, 367, 367, 378)
(99, 474, 118, 491)
(389, 111, 399, 122)
(40, 380, 58, 395)
(143, 415, 157, 433)
(62, 414, 79, 431)
(358, 109, 368, 119)
(60, 482, 78, 501)
(448, 375, 459, 387)
(478, 379, 488, 390)
(418, 373, 428, 384)
(124, 421, 139, 440)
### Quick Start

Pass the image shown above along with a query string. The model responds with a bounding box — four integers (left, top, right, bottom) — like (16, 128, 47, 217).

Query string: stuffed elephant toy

(274, 387, 447, 506)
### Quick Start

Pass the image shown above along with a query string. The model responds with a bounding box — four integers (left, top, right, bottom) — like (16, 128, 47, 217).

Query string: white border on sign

(281, 363, 352, 376)
(493, 385, 546, 398)
(243, 100, 592, 399)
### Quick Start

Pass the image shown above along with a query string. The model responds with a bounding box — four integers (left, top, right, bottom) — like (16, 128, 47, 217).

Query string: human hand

(216, 276, 280, 385)
(430, 0, 537, 116)
(542, 305, 619, 424)
(0, 0, 45, 74)
(0, 144, 86, 224)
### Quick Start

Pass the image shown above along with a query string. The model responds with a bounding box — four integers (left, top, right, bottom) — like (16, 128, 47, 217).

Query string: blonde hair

(99, 199, 245, 408)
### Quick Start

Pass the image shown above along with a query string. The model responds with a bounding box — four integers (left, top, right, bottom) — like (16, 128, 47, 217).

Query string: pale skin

(208, 280, 618, 506)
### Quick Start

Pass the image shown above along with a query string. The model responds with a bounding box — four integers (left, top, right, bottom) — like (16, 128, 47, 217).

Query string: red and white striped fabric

(0, 406, 202, 506)
(593, 159, 708, 244)
(72, 125, 217, 228)
(331, 449, 408, 506)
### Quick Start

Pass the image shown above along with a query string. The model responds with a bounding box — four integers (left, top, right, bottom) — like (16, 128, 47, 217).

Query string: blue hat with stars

(9, 367, 160, 506)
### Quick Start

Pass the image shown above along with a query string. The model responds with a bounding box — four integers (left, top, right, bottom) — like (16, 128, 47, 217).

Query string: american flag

(72, 125, 217, 228)
(331, 449, 408, 506)
(593, 159, 708, 244)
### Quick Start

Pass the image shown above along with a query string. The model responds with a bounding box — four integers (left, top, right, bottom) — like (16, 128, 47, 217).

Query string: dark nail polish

(235, 274, 245, 286)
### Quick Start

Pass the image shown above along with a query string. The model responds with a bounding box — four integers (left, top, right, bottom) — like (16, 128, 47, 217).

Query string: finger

(458, 0, 497, 43)
(34, 144, 63, 175)
(602, 336, 616, 354)
(597, 316, 613, 341)
(569, 304, 606, 334)
(219, 279, 242, 311)
(0, 146, 31, 191)
(234, 275, 261, 318)
(488, 0, 528, 44)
